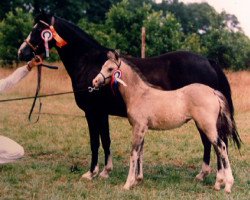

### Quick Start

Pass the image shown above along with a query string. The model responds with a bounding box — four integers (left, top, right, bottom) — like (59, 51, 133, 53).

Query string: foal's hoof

(214, 181, 223, 191)
(224, 187, 231, 194)
(123, 184, 131, 190)
(136, 175, 143, 183)
(214, 184, 221, 191)
(224, 182, 233, 193)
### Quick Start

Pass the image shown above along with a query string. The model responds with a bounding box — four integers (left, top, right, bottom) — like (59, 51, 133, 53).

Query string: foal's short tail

(215, 91, 242, 149)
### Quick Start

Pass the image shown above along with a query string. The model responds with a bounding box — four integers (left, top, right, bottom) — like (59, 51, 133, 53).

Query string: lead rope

(28, 65, 42, 123)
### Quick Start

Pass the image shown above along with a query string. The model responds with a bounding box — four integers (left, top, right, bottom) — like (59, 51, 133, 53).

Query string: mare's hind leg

(213, 138, 234, 193)
(195, 126, 212, 181)
(99, 114, 113, 179)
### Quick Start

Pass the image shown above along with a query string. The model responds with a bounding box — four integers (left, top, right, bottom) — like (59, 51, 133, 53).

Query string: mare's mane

(35, 14, 110, 52)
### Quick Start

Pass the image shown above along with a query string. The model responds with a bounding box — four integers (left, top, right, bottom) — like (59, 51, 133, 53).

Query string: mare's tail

(215, 91, 242, 149)
(209, 60, 234, 116)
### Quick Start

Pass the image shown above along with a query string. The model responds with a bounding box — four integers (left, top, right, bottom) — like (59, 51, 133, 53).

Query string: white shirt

(0, 66, 29, 92)
(0, 136, 24, 164)
(0, 66, 28, 163)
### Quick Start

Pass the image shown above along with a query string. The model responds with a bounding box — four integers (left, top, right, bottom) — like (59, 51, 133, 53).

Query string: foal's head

(92, 51, 121, 88)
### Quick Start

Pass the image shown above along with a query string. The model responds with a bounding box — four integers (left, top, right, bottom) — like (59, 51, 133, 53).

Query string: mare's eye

(108, 67, 113, 72)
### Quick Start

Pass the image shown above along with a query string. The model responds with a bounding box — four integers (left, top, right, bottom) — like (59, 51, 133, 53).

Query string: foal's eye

(108, 67, 113, 72)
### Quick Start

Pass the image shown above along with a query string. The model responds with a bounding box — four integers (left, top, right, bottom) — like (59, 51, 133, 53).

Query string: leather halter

(98, 58, 121, 85)
(25, 39, 39, 52)
(24, 16, 67, 54)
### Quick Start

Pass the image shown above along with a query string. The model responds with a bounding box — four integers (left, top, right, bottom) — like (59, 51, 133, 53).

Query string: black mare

(18, 14, 235, 179)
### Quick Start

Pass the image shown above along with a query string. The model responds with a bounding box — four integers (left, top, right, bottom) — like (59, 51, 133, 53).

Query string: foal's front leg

(136, 139, 144, 182)
(124, 124, 147, 190)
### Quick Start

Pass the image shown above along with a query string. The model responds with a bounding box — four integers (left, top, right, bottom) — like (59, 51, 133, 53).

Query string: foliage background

(0, 0, 250, 69)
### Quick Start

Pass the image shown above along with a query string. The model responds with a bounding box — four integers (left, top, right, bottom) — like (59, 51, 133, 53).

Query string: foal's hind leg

(213, 138, 234, 193)
(195, 126, 212, 181)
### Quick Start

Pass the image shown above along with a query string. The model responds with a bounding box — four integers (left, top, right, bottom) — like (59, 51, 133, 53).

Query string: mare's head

(92, 51, 120, 88)
(18, 13, 57, 61)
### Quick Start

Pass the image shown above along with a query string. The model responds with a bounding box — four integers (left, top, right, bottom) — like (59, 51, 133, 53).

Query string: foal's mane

(120, 56, 160, 89)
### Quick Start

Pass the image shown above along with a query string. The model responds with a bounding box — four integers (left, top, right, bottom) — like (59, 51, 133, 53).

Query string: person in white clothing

(0, 56, 42, 164)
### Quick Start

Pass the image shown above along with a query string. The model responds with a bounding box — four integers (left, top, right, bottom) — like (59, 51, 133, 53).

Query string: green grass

(0, 94, 249, 200)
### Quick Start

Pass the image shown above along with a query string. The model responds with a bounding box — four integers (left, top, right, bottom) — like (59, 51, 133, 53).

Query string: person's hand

(27, 55, 43, 71)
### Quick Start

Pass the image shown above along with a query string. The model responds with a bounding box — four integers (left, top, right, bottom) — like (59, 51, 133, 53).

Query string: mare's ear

(34, 9, 52, 25)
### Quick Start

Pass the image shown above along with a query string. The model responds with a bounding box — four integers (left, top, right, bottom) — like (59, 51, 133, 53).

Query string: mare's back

(124, 51, 218, 90)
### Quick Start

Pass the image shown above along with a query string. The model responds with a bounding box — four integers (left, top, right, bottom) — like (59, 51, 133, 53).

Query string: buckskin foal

(92, 51, 240, 193)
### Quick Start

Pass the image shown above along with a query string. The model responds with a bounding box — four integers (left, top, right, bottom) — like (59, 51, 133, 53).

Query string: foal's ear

(114, 50, 120, 61)
(107, 50, 120, 62)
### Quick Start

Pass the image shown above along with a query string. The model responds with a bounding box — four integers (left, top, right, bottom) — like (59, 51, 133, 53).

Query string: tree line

(0, 0, 250, 70)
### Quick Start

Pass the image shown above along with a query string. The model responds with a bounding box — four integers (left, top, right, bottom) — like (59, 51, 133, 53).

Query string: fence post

(141, 27, 146, 58)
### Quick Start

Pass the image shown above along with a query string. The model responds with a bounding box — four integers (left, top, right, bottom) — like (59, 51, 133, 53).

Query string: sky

(155, 0, 250, 38)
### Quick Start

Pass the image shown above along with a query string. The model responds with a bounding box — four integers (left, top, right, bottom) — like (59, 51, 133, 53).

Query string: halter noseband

(25, 39, 40, 52)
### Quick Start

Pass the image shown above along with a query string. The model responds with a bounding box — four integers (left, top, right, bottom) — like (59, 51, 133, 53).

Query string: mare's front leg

(196, 127, 212, 181)
(81, 112, 100, 180)
(99, 114, 113, 179)
(124, 124, 147, 190)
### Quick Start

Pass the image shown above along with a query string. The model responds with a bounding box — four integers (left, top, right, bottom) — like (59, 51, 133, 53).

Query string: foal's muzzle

(92, 72, 111, 88)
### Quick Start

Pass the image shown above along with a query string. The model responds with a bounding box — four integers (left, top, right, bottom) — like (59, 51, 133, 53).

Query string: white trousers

(0, 136, 24, 164)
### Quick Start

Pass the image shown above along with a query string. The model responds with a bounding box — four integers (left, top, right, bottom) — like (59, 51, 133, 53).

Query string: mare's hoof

(99, 170, 109, 179)
(195, 167, 212, 181)
(81, 166, 99, 180)
(195, 173, 205, 181)
(81, 171, 95, 180)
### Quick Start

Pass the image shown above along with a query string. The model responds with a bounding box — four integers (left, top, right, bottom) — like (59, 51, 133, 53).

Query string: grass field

(0, 65, 249, 199)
